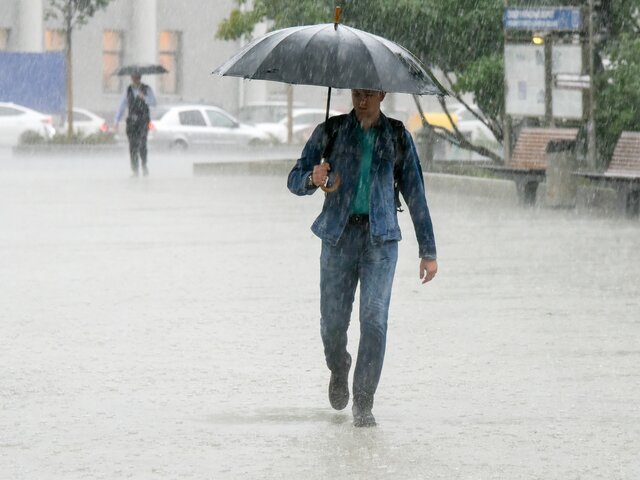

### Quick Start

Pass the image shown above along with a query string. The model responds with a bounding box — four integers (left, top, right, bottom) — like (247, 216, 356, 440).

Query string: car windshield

(151, 107, 170, 120)
(0, 106, 24, 116)
(206, 110, 236, 128)
(73, 111, 91, 121)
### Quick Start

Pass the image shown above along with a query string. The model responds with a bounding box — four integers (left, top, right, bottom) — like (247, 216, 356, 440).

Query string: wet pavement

(1, 151, 639, 479)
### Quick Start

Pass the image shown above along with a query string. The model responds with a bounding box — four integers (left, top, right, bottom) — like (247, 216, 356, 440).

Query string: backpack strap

(387, 117, 414, 212)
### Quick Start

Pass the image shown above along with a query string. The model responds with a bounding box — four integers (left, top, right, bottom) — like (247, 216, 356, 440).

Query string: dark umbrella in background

(115, 63, 169, 76)
(213, 6, 447, 190)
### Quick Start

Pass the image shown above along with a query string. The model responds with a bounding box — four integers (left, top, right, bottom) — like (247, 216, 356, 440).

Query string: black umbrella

(115, 63, 169, 76)
(213, 10, 446, 97)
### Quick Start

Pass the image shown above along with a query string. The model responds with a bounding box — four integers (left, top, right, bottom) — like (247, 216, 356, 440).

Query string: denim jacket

(287, 110, 436, 259)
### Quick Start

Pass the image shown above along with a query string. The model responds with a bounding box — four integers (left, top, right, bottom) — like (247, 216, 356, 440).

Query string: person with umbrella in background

(214, 7, 443, 427)
(113, 70, 157, 176)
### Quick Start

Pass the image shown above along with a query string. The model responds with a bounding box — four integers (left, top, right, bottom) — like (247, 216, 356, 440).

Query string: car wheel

(171, 140, 188, 151)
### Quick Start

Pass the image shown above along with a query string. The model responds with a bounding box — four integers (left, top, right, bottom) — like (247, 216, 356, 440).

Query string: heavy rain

(1, 1, 639, 479)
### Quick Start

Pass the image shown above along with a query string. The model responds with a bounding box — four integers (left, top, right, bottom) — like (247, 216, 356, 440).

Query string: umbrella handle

(334, 6, 341, 29)
(319, 159, 340, 193)
(320, 173, 340, 193)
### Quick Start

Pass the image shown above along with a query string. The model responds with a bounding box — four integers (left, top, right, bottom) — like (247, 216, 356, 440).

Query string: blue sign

(0, 52, 66, 114)
(504, 7, 582, 31)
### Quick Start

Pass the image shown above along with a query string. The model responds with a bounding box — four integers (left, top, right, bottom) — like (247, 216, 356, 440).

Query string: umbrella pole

(320, 86, 340, 193)
(325, 86, 332, 123)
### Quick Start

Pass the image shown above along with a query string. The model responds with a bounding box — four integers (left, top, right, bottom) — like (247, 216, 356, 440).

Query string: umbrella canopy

(115, 63, 168, 76)
(213, 23, 446, 96)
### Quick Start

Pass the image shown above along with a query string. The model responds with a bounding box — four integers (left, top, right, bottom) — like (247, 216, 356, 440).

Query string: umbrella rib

(297, 26, 334, 85)
(368, 34, 446, 95)
(347, 28, 383, 91)
(252, 25, 323, 81)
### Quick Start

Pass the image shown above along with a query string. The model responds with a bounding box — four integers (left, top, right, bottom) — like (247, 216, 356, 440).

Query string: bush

(20, 130, 117, 146)
(19, 130, 47, 145)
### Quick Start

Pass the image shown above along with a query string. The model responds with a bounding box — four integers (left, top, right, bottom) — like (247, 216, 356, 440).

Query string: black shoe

(352, 395, 376, 427)
(328, 353, 351, 410)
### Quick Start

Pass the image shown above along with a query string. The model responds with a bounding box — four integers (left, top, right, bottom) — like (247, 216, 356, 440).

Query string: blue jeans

(320, 222, 398, 400)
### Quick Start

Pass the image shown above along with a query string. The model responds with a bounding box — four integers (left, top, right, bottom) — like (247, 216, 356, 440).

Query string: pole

(286, 84, 293, 144)
(503, 0, 512, 164)
(65, 7, 73, 141)
(587, 0, 597, 169)
(544, 37, 553, 127)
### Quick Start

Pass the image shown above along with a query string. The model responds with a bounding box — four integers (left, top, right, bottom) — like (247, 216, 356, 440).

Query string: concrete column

(544, 140, 578, 208)
(130, 0, 157, 89)
(18, 0, 43, 52)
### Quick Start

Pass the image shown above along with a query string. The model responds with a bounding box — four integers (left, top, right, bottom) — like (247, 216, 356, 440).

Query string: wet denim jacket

(287, 110, 437, 259)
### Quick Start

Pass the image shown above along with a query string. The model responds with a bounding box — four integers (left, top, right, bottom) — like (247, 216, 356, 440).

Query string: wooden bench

(576, 131, 640, 215)
(485, 128, 579, 204)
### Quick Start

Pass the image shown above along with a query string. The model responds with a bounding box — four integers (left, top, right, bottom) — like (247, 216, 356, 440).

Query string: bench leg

(515, 179, 539, 206)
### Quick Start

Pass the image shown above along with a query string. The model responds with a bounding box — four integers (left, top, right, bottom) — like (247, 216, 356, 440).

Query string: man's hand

(312, 162, 331, 187)
(420, 258, 437, 284)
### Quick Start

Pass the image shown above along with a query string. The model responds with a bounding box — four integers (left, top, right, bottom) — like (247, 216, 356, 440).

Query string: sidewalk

(1, 154, 639, 479)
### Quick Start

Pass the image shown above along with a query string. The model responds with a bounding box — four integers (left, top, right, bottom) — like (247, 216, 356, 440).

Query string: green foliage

(217, 0, 640, 163)
(19, 131, 47, 145)
(20, 130, 116, 145)
(46, 0, 112, 29)
(216, 1, 506, 153)
(595, 33, 640, 163)
(455, 54, 505, 137)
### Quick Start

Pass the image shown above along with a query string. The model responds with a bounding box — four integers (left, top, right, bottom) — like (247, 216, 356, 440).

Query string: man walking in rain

(113, 73, 157, 176)
(287, 89, 438, 427)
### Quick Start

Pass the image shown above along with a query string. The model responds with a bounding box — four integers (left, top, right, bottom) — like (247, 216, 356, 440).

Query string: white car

(0, 102, 56, 146)
(148, 104, 271, 150)
(61, 108, 109, 136)
(237, 101, 305, 126)
(254, 108, 343, 144)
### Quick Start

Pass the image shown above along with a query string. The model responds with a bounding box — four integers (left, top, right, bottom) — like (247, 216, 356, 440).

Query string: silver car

(61, 108, 109, 136)
(0, 102, 56, 146)
(148, 104, 271, 150)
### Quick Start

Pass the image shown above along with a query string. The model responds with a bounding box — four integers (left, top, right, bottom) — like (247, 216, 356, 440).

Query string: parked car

(0, 102, 55, 146)
(407, 104, 498, 146)
(254, 108, 343, 144)
(148, 104, 271, 150)
(60, 108, 109, 136)
(406, 111, 458, 136)
(237, 101, 305, 126)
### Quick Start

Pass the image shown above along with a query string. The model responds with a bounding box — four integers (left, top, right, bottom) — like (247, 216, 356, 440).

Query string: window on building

(0, 29, 9, 50)
(44, 30, 65, 51)
(102, 30, 124, 93)
(158, 31, 181, 94)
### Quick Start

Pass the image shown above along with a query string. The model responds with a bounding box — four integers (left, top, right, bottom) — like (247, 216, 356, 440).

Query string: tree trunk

(65, 9, 73, 141)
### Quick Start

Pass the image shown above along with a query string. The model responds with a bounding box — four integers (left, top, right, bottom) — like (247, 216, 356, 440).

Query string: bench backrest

(511, 128, 579, 170)
(607, 131, 640, 174)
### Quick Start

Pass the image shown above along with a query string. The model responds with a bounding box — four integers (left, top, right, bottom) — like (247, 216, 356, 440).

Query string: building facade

(0, 0, 271, 119)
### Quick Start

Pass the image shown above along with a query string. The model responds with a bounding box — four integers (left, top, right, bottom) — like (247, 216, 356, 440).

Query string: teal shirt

(351, 125, 376, 214)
